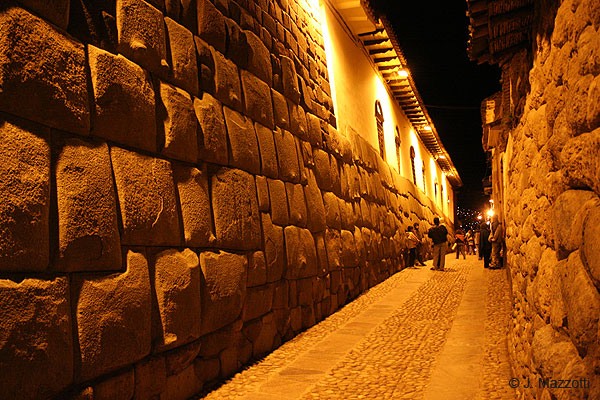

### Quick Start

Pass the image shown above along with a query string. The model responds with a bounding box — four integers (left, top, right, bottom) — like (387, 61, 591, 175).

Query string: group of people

(405, 215, 504, 271)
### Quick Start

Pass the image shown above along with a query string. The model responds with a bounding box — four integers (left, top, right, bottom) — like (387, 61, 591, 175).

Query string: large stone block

(54, 137, 121, 272)
(199, 251, 247, 334)
(75, 250, 152, 381)
(165, 17, 199, 95)
(153, 249, 202, 351)
(225, 19, 249, 67)
(325, 229, 342, 270)
(268, 179, 289, 225)
(116, 0, 168, 76)
(274, 128, 301, 183)
(0, 115, 50, 272)
(194, 36, 216, 94)
(93, 368, 135, 400)
(304, 170, 327, 233)
(0, 276, 72, 399)
(306, 112, 322, 147)
(313, 148, 332, 191)
(211, 167, 261, 250)
(245, 30, 272, 85)
(197, 0, 226, 53)
(323, 192, 341, 229)
(194, 92, 228, 165)
(17, 0, 69, 29)
(288, 100, 308, 141)
(242, 70, 275, 129)
(552, 190, 598, 255)
(582, 202, 600, 283)
(0, 7, 89, 135)
(243, 284, 274, 321)
(223, 106, 261, 175)
(134, 356, 167, 400)
(248, 251, 268, 287)
(341, 229, 358, 268)
(561, 127, 600, 195)
(286, 182, 307, 227)
(157, 81, 199, 163)
(272, 89, 290, 130)
(111, 147, 181, 246)
(173, 164, 215, 247)
(255, 123, 279, 178)
(89, 45, 156, 153)
(284, 225, 318, 279)
(280, 55, 300, 103)
(212, 48, 243, 111)
(164, 340, 202, 377)
(255, 175, 270, 212)
(262, 213, 285, 282)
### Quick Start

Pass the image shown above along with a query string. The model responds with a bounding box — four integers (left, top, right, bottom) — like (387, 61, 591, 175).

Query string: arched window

(422, 161, 427, 195)
(375, 100, 385, 160)
(409, 146, 416, 185)
(434, 182, 438, 199)
(394, 126, 401, 172)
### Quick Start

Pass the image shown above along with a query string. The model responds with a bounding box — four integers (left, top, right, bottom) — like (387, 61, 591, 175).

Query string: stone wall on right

(499, 0, 600, 398)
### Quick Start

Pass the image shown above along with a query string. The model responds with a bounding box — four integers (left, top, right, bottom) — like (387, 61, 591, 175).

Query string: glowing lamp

(397, 69, 409, 78)
(487, 209, 494, 217)
(422, 125, 432, 131)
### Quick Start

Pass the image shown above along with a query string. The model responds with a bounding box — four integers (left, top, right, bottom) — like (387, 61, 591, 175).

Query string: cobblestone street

(195, 255, 516, 399)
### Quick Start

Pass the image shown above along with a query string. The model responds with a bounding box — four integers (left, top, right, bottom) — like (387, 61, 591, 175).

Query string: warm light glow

(438, 155, 446, 159)
(487, 209, 495, 217)
(397, 69, 409, 78)
(477, 215, 483, 220)
(422, 125, 432, 131)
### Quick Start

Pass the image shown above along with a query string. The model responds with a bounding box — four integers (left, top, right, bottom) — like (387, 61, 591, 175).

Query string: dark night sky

(369, 0, 501, 212)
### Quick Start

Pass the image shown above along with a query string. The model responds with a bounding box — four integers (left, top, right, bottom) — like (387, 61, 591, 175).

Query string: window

(395, 126, 401, 172)
(409, 146, 416, 185)
(375, 100, 385, 160)
(422, 161, 427, 195)
(434, 182, 438, 198)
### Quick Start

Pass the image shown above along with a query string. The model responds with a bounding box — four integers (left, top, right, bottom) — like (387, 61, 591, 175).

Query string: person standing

(413, 222, 426, 266)
(475, 227, 482, 260)
(480, 221, 492, 268)
(406, 226, 420, 268)
(489, 214, 504, 269)
(455, 228, 467, 259)
(428, 217, 448, 271)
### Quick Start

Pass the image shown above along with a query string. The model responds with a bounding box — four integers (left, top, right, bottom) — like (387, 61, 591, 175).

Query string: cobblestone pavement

(195, 256, 516, 400)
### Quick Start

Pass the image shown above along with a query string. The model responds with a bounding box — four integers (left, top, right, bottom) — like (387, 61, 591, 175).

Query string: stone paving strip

(196, 257, 516, 400)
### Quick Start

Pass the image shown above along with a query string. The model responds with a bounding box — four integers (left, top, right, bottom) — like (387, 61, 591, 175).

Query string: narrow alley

(195, 256, 516, 400)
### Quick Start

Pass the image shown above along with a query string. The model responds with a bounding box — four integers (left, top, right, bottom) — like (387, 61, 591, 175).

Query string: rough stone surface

(245, 30, 272, 85)
(0, 7, 89, 135)
(304, 170, 327, 233)
(255, 123, 279, 179)
(0, 115, 50, 272)
(134, 356, 167, 400)
(75, 250, 152, 381)
(211, 167, 261, 250)
(157, 81, 199, 163)
(268, 178, 289, 226)
(153, 248, 202, 351)
(194, 92, 228, 165)
(54, 137, 121, 272)
(272, 88, 290, 130)
(248, 251, 268, 287)
(274, 128, 301, 183)
(286, 182, 308, 227)
(17, 0, 70, 29)
(164, 340, 202, 377)
(165, 17, 199, 95)
(262, 213, 285, 283)
(111, 146, 181, 246)
(561, 127, 600, 195)
(212, 47, 242, 111)
(0, 276, 72, 399)
(93, 368, 134, 400)
(281, 55, 300, 103)
(173, 163, 215, 247)
(199, 251, 247, 334)
(116, 0, 168, 76)
(242, 70, 275, 129)
(197, 0, 227, 54)
(89, 45, 156, 153)
(284, 225, 318, 279)
(582, 203, 600, 283)
(323, 192, 341, 229)
(223, 106, 261, 175)
(243, 284, 274, 321)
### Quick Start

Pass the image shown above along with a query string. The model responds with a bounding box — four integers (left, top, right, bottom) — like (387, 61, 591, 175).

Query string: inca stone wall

(498, 0, 600, 398)
(0, 0, 449, 398)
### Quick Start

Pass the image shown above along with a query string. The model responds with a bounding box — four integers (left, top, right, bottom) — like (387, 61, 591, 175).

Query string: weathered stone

(243, 284, 274, 321)
(552, 189, 598, 255)
(194, 36, 216, 94)
(165, 364, 203, 400)
(323, 192, 341, 229)
(197, 0, 226, 53)
(561, 127, 600, 195)
(165, 17, 199, 95)
(341, 229, 358, 268)
(212, 167, 261, 249)
(272, 88, 290, 130)
(199, 251, 247, 334)
(212, 48, 243, 111)
(587, 74, 600, 130)
(248, 251, 268, 287)
(0, 276, 72, 399)
(89, 45, 156, 153)
(223, 106, 261, 175)
(325, 229, 342, 270)
(313, 148, 332, 191)
(262, 213, 285, 282)
(153, 249, 202, 351)
(111, 147, 181, 246)
(0, 7, 89, 135)
(242, 70, 275, 129)
(255, 123, 279, 178)
(286, 182, 308, 227)
(194, 92, 228, 165)
(304, 170, 327, 233)
(157, 81, 198, 163)
(559, 251, 600, 350)
(288, 100, 308, 141)
(281, 55, 300, 103)
(54, 137, 121, 272)
(75, 250, 152, 381)
(284, 225, 318, 279)
(116, 0, 168, 75)
(0, 115, 50, 272)
(268, 179, 289, 225)
(245, 30, 273, 85)
(17, 0, 70, 29)
(225, 19, 248, 67)
(134, 356, 167, 400)
(255, 175, 271, 212)
(173, 164, 215, 247)
(164, 339, 202, 376)
(274, 128, 301, 183)
(306, 113, 322, 147)
(582, 202, 600, 283)
(93, 368, 134, 400)
(193, 357, 220, 384)
(252, 313, 277, 357)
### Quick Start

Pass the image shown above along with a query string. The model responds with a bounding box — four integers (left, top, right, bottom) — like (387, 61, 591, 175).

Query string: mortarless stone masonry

(0, 0, 452, 398)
